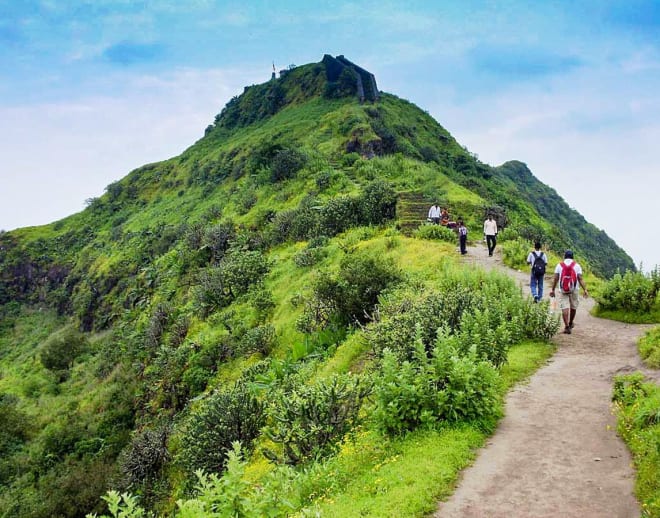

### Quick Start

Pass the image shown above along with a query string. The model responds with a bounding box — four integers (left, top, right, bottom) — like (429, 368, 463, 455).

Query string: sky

(1, 0, 659, 270)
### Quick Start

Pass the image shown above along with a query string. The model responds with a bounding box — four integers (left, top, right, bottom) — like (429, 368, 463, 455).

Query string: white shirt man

(550, 250, 589, 334)
(483, 215, 498, 256)
(483, 217, 497, 236)
(428, 204, 441, 224)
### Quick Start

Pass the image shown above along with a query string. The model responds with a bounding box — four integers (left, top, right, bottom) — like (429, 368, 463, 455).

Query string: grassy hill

(0, 55, 633, 517)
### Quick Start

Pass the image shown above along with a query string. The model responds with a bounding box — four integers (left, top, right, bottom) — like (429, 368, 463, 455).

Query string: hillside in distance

(0, 54, 634, 517)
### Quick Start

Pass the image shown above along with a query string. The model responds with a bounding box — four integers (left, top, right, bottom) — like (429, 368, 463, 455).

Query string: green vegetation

(639, 327, 660, 368)
(613, 373, 660, 517)
(0, 55, 630, 516)
(413, 223, 456, 242)
(87, 340, 555, 518)
(594, 267, 660, 323)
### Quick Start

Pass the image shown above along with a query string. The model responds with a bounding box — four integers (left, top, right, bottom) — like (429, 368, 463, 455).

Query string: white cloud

(0, 66, 262, 231)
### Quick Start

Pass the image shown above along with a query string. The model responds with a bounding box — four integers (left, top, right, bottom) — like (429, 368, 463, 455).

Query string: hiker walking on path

(549, 249, 589, 334)
(483, 214, 498, 256)
(458, 220, 468, 255)
(526, 241, 547, 302)
(428, 203, 441, 225)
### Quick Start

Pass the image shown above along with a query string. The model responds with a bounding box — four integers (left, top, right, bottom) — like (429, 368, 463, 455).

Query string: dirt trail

(435, 243, 658, 518)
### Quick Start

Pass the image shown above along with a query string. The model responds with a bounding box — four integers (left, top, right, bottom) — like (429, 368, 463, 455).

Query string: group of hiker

(427, 204, 498, 257)
(427, 204, 589, 335)
(427, 203, 457, 228)
(526, 243, 589, 334)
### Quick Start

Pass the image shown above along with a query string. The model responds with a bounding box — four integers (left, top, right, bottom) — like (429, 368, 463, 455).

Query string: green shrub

(501, 238, 531, 271)
(302, 252, 402, 329)
(496, 227, 519, 242)
(202, 222, 235, 264)
(319, 196, 359, 236)
(235, 187, 257, 215)
(293, 246, 327, 267)
(40, 325, 89, 376)
(179, 383, 265, 475)
(358, 180, 397, 225)
(373, 328, 501, 436)
(118, 425, 170, 487)
(612, 373, 660, 516)
(39, 418, 86, 464)
(92, 443, 304, 518)
(193, 249, 271, 316)
(457, 308, 514, 368)
(270, 148, 307, 182)
(315, 170, 332, 190)
(238, 324, 276, 356)
(269, 197, 321, 243)
(0, 394, 30, 457)
(414, 224, 456, 242)
(366, 272, 559, 366)
(145, 303, 171, 351)
(597, 269, 660, 313)
(264, 373, 370, 465)
(639, 326, 660, 369)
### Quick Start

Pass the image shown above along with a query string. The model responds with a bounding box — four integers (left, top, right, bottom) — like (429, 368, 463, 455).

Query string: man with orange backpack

(549, 250, 589, 334)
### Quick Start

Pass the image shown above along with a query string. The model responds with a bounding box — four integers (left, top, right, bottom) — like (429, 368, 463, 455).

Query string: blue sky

(1, 0, 659, 269)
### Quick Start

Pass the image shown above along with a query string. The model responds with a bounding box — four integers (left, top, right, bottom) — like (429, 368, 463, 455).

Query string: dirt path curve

(435, 243, 658, 518)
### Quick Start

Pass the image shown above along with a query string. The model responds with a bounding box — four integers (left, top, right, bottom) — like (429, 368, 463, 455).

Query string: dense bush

(0, 394, 30, 457)
(201, 222, 236, 264)
(92, 443, 306, 518)
(414, 224, 456, 242)
(315, 170, 332, 190)
(264, 373, 370, 465)
(145, 303, 172, 351)
(193, 249, 271, 316)
(319, 196, 360, 236)
(238, 324, 276, 356)
(373, 329, 501, 435)
(596, 268, 660, 313)
(501, 238, 532, 271)
(40, 325, 89, 376)
(268, 181, 397, 245)
(180, 383, 265, 475)
(366, 270, 559, 365)
(495, 227, 519, 242)
(270, 148, 307, 182)
(118, 425, 170, 487)
(293, 246, 327, 267)
(359, 180, 397, 225)
(300, 252, 402, 330)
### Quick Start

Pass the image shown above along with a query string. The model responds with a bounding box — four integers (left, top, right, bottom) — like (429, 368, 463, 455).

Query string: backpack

(531, 251, 546, 278)
(559, 261, 577, 293)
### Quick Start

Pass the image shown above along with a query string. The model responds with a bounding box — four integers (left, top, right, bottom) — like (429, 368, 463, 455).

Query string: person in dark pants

(458, 220, 468, 255)
(526, 241, 547, 302)
(483, 214, 498, 256)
